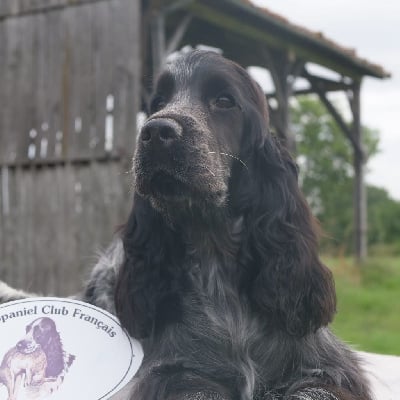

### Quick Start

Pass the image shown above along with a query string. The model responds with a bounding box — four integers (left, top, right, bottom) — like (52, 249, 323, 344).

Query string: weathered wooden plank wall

(0, 0, 139, 165)
(0, 0, 140, 295)
(0, 162, 132, 296)
(0, 0, 107, 18)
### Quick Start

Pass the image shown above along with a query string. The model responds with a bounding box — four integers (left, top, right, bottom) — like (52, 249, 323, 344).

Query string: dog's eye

(214, 94, 236, 109)
(151, 96, 166, 113)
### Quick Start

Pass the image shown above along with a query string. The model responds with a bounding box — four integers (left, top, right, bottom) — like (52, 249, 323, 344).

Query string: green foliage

(290, 95, 400, 254)
(368, 186, 400, 250)
(325, 256, 400, 355)
(294, 97, 400, 354)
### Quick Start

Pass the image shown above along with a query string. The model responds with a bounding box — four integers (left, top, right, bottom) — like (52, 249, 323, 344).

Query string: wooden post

(351, 80, 367, 262)
(151, 10, 165, 79)
(165, 14, 192, 55)
(304, 70, 367, 261)
(264, 49, 300, 154)
(150, 8, 192, 81)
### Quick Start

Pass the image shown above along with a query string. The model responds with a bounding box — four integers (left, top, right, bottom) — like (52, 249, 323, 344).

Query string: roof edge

(220, 0, 390, 79)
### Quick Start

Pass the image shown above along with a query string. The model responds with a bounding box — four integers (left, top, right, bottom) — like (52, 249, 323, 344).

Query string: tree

(290, 95, 380, 253)
(367, 186, 400, 252)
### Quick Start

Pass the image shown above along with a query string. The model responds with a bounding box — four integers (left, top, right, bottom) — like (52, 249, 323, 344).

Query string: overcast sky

(250, 0, 400, 200)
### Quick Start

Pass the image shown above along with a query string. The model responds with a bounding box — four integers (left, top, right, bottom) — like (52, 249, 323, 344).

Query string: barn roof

(165, 0, 390, 79)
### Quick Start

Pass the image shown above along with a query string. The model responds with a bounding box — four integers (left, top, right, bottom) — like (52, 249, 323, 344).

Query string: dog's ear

(233, 98, 336, 337)
(114, 194, 185, 339)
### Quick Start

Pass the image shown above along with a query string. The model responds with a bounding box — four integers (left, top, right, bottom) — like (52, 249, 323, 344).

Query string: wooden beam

(163, 0, 194, 15)
(268, 84, 350, 98)
(267, 70, 351, 97)
(264, 49, 286, 105)
(151, 10, 166, 79)
(267, 105, 282, 135)
(304, 70, 364, 159)
(318, 92, 359, 153)
(0, 0, 107, 20)
(165, 14, 192, 55)
(300, 72, 350, 88)
(288, 58, 305, 96)
(300, 74, 351, 93)
(351, 81, 367, 262)
(1, 153, 121, 169)
(305, 70, 367, 261)
(150, 5, 194, 78)
(264, 48, 299, 153)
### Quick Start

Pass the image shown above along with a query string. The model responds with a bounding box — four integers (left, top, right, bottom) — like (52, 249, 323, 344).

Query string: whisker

(208, 151, 249, 171)
(204, 166, 216, 177)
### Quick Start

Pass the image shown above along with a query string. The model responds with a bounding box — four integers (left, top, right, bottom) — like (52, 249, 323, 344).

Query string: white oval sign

(0, 298, 143, 400)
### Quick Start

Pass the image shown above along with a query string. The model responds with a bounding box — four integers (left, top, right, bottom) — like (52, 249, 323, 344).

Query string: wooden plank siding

(0, 0, 109, 19)
(0, 162, 132, 295)
(0, 0, 140, 295)
(0, 0, 140, 164)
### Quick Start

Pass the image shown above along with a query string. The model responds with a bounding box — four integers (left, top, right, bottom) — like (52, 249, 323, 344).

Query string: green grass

(323, 256, 400, 355)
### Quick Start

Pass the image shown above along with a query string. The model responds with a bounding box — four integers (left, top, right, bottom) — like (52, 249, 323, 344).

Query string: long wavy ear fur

(232, 87, 336, 337)
(116, 70, 335, 339)
(114, 194, 185, 339)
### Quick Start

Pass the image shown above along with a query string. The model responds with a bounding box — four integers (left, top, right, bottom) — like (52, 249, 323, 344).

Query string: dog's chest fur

(179, 227, 262, 399)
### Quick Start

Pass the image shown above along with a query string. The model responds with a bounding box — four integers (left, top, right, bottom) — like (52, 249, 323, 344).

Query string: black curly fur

(112, 51, 372, 400)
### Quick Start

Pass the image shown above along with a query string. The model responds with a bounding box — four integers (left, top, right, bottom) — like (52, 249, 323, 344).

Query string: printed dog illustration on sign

(0, 317, 75, 400)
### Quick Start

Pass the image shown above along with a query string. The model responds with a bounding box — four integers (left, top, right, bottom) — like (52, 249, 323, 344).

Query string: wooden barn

(0, 0, 389, 295)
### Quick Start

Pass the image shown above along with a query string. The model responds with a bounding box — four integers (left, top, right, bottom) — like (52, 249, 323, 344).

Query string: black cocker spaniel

(110, 50, 372, 400)
(1, 50, 372, 400)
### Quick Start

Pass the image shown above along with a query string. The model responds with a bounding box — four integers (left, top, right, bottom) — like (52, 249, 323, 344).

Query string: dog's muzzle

(16, 339, 39, 353)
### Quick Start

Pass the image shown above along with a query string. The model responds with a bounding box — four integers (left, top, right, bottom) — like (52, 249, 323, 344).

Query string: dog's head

(17, 317, 57, 353)
(135, 50, 268, 217)
(117, 51, 336, 339)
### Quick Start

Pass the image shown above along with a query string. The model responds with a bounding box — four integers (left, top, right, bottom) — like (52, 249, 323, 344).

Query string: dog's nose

(140, 118, 182, 147)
